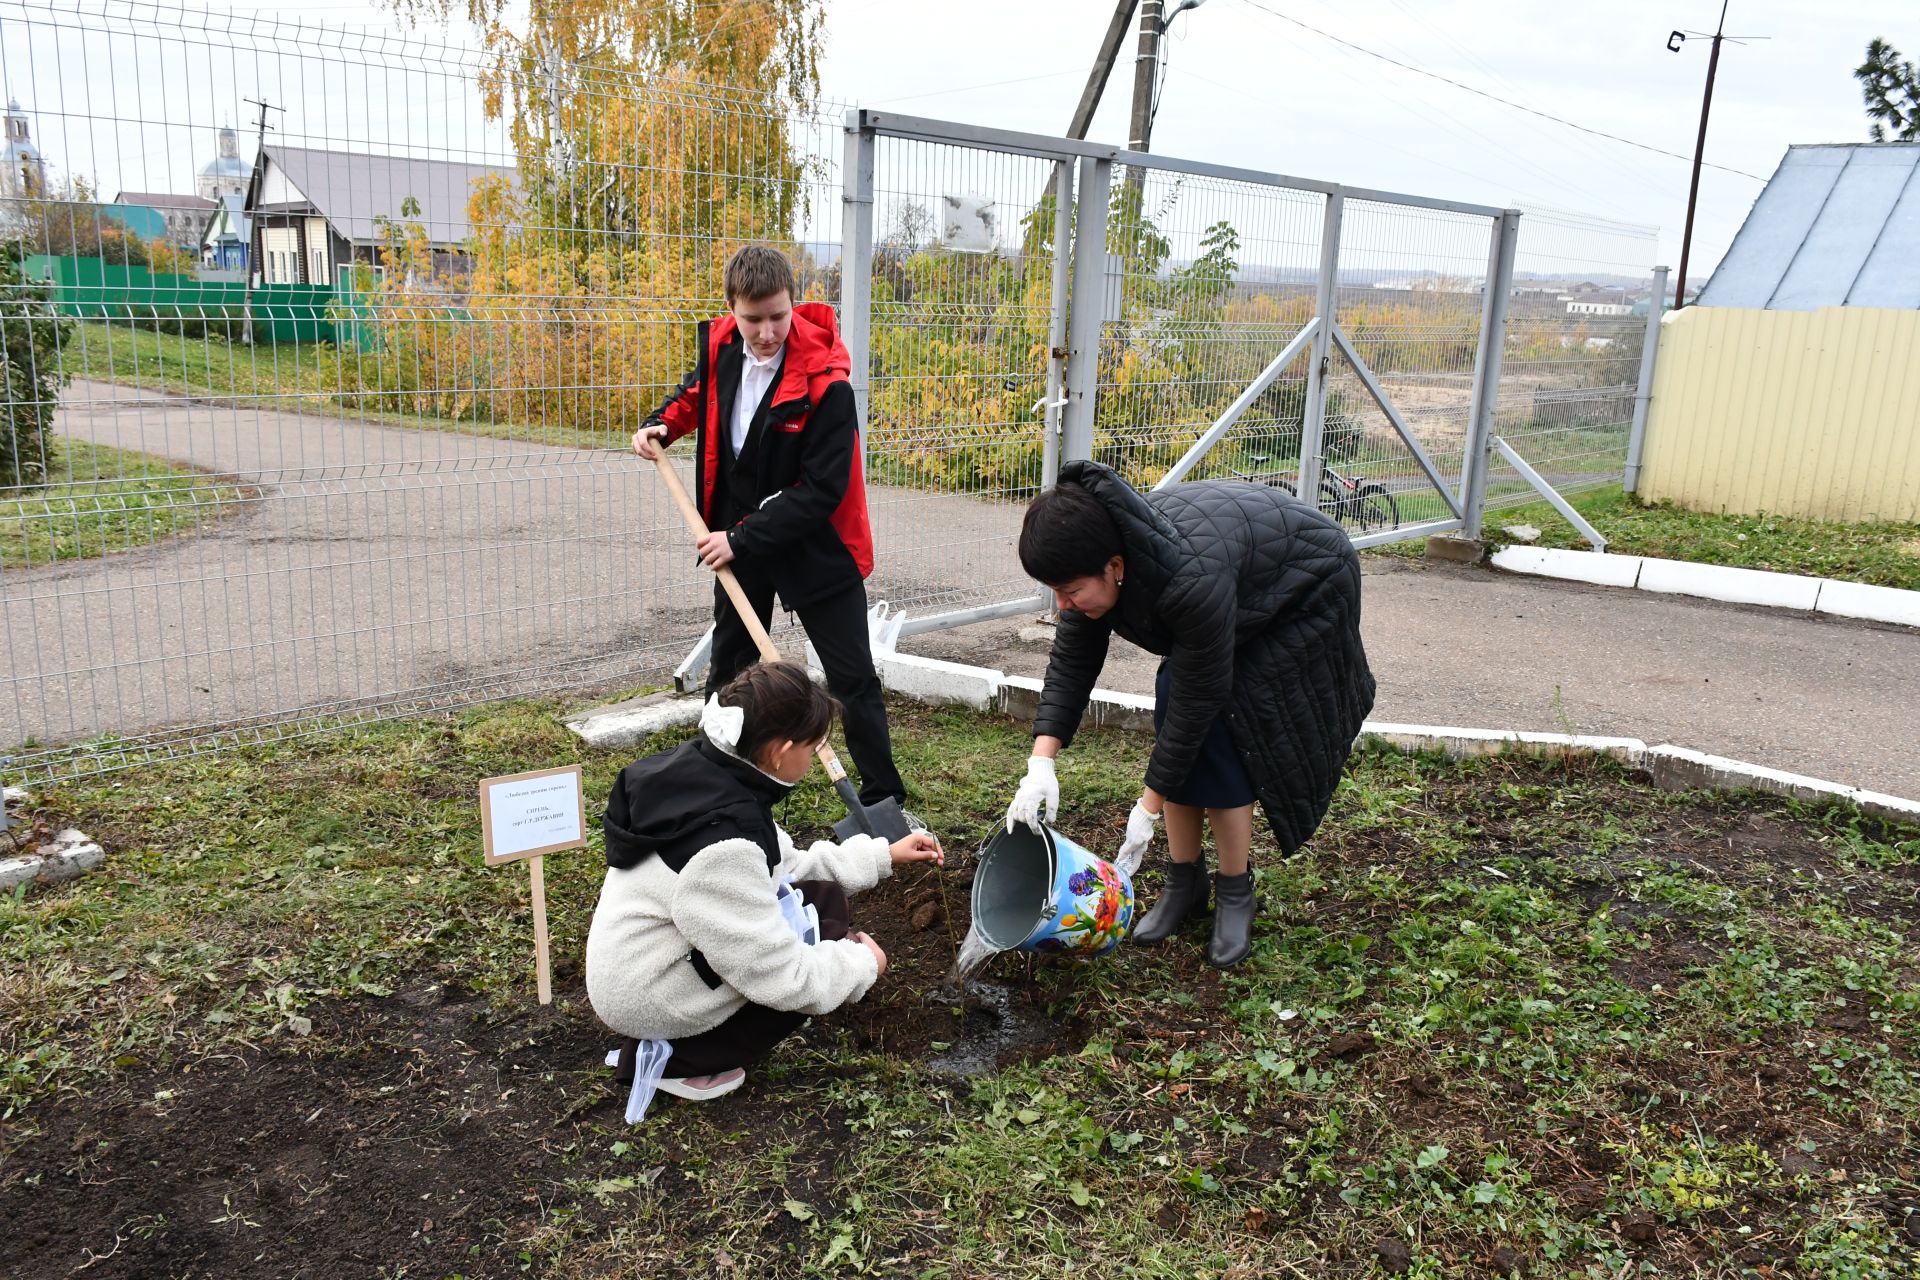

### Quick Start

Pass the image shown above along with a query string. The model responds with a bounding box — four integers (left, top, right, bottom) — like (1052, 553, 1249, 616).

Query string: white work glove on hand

(1114, 800, 1162, 877)
(1006, 755, 1059, 834)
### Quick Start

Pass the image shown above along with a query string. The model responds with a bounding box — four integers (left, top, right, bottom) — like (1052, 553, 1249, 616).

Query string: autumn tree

(357, 0, 830, 436)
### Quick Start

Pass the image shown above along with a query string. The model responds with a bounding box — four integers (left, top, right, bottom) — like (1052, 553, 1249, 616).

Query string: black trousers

(704, 575, 906, 807)
(613, 881, 856, 1080)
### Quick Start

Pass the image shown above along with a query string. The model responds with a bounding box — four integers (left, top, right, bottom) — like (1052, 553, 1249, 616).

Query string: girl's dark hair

(718, 660, 838, 764)
(1018, 481, 1123, 585)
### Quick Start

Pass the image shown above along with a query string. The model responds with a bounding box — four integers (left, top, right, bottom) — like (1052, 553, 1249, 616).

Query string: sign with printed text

(479, 766, 587, 865)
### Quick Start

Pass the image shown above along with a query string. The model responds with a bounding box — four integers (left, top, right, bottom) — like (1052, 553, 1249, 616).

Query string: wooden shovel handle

(648, 450, 853, 786)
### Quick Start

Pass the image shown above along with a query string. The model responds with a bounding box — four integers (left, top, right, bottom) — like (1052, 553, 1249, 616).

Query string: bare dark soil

(1, 845, 1078, 1279)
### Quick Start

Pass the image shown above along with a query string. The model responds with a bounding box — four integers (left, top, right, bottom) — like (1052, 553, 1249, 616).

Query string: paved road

(3, 381, 1029, 753)
(9, 381, 1917, 800)
(902, 557, 1920, 800)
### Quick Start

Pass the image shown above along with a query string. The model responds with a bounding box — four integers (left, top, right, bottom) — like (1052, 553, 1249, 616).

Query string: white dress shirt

(731, 345, 784, 455)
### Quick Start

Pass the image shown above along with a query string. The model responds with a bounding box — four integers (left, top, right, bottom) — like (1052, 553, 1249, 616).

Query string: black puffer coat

(1032, 461, 1375, 853)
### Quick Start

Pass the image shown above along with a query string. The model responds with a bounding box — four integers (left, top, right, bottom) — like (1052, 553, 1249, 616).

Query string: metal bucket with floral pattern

(971, 823, 1135, 955)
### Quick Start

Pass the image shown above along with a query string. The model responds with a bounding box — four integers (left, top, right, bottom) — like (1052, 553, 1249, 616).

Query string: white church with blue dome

(197, 125, 249, 203)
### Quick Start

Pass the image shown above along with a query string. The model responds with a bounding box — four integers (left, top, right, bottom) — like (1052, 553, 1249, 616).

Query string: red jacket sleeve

(647, 321, 709, 445)
(650, 363, 703, 445)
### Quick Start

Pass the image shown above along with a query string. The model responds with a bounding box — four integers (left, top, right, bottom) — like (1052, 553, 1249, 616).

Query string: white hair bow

(700, 696, 745, 753)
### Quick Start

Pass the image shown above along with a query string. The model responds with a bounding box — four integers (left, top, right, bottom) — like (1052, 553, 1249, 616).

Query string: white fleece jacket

(585, 825, 893, 1042)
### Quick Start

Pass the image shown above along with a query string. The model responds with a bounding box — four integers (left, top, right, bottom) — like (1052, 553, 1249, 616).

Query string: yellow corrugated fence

(1640, 305, 1920, 521)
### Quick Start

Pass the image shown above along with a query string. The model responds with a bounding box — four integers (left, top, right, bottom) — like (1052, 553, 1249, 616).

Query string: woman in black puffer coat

(1003, 461, 1375, 967)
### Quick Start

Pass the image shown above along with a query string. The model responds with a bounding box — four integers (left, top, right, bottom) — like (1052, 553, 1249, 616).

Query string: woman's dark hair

(1018, 481, 1123, 585)
(718, 660, 838, 763)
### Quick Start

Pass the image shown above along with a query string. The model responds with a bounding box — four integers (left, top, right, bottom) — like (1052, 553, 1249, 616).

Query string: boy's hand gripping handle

(648, 453, 860, 796)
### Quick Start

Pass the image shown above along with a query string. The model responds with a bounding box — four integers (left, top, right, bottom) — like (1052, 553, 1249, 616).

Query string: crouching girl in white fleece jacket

(586, 660, 942, 1113)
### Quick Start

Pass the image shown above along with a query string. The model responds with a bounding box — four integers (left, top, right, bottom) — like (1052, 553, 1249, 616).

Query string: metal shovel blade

(832, 795, 911, 844)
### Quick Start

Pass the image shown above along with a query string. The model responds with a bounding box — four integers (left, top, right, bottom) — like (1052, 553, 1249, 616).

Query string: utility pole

(1126, 0, 1164, 157)
(1066, 1, 1139, 141)
(239, 96, 281, 346)
(1673, 2, 1728, 310)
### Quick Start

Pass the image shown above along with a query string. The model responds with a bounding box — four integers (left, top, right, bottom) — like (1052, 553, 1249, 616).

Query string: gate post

(1041, 160, 1076, 490)
(1298, 191, 1344, 503)
(1060, 155, 1112, 466)
(840, 110, 877, 454)
(1461, 208, 1520, 540)
(1625, 264, 1670, 495)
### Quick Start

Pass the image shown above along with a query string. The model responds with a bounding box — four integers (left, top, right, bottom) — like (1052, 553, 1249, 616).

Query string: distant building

(198, 125, 249, 203)
(1374, 274, 1483, 293)
(245, 144, 516, 287)
(201, 192, 250, 271)
(2, 98, 47, 200)
(112, 191, 217, 248)
(1566, 300, 1632, 316)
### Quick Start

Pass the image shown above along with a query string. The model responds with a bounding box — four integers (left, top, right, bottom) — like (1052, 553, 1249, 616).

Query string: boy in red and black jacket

(634, 246, 905, 808)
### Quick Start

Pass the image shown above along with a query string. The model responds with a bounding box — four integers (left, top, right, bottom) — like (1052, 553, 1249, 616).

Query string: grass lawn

(57, 322, 618, 450)
(0, 440, 246, 570)
(3, 699, 1916, 1277)
(1481, 486, 1920, 591)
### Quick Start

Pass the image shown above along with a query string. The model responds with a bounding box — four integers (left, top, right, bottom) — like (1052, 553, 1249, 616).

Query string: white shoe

(656, 1068, 745, 1101)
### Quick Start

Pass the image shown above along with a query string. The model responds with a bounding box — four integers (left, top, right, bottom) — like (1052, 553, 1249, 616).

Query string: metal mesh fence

(1328, 199, 1494, 530)
(0, 0, 853, 781)
(1486, 205, 1660, 512)
(861, 136, 1064, 618)
(1092, 164, 1324, 492)
(1, 0, 1658, 783)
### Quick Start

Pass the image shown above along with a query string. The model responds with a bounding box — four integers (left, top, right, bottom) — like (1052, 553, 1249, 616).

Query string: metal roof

(255, 145, 516, 247)
(113, 191, 216, 211)
(1699, 143, 1920, 310)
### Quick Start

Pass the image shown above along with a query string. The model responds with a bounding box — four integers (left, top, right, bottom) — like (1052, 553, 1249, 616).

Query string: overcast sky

(820, 0, 1906, 278)
(4, 0, 1907, 279)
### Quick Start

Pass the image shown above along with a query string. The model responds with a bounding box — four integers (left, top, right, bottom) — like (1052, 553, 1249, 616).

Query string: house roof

(113, 191, 217, 211)
(254, 145, 516, 247)
(1698, 143, 1920, 311)
(203, 192, 250, 244)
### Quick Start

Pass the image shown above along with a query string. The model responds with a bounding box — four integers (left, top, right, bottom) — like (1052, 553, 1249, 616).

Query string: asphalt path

(12, 381, 1917, 800)
(903, 557, 1920, 800)
(4, 381, 1029, 750)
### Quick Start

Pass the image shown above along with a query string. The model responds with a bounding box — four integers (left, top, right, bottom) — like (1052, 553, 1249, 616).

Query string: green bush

(1, 242, 75, 487)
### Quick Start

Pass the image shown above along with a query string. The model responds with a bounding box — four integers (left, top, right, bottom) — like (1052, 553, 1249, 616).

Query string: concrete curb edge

(566, 651, 1920, 826)
(1489, 545, 1920, 628)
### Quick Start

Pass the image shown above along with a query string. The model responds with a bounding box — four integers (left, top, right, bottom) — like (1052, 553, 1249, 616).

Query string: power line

(1232, 0, 1767, 182)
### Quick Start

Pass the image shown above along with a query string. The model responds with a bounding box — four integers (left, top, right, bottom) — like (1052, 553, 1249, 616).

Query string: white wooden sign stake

(478, 765, 587, 1005)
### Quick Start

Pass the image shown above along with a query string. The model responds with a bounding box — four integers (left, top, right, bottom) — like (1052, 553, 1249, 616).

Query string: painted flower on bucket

(1055, 857, 1132, 953)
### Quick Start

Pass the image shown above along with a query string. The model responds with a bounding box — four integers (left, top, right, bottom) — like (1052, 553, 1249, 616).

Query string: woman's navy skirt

(1151, 659, 1256, 809)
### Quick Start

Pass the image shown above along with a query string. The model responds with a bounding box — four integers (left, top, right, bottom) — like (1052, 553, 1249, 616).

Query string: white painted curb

(1360, 721, 1647, 763)
(566, 696, 702, 749)
(1490, 546, 1644, 588)
(566, 666, 1920, 827)
(1637, 557, 1823, 610)
(1816, 578, 1920, 628)
(1490, 546, 1920, 628)
(871, 650, 1001, 712)
(1637, 746, 1920, 825)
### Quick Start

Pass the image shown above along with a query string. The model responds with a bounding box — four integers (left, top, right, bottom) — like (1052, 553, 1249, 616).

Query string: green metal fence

(23, 255, 336, 344)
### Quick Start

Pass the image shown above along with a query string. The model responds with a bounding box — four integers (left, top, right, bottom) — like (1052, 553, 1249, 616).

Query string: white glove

(1006, 754, 1059, 834)
(1114, 800, 1161, 877)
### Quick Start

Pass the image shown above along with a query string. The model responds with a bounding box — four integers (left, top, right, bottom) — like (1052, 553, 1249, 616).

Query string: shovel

(649, 452, 912, 843)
